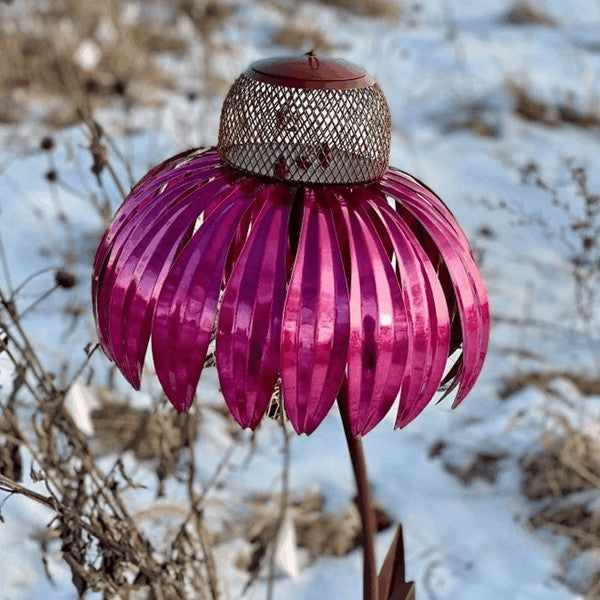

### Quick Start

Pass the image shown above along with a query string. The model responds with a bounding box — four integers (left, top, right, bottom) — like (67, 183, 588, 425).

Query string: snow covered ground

(1, 0, 599, 598)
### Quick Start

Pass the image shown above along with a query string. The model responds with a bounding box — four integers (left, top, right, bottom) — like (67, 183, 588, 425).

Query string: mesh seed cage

(217, 54, 392, 184)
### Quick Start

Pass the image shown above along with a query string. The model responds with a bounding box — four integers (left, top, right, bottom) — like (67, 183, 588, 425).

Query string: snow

(1, 0, 600, 598)
(74, 40, 102, 71)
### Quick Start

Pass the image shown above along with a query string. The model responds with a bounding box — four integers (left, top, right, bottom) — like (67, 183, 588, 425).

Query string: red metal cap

(245, 53, 376, 90)
(219, 54, 390, 184)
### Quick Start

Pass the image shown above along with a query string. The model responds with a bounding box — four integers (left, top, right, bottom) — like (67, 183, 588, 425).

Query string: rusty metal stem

(338, 390, 378, 600)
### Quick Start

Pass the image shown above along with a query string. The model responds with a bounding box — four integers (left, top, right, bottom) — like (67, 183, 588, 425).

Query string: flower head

(92, 56, 489, 436)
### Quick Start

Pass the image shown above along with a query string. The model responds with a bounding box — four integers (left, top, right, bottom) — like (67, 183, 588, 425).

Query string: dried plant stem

(338, 389, 378, 600)
(196, 517, 220, 600)
(0, 473, 55, 509)
(266, 418, 291, 600)
(19, 284, 58, 318)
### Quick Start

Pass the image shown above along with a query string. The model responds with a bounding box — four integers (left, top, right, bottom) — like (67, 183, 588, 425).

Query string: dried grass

(507, 81, 600, 128)
(445, 450, 508, 485)
(92, 397, 199, 462)
(442, 101, 501, 138)
(315, 0, 401, 19)
(236, 488, 393, 579)
(0, 31, 84, 98)
(0, 83, 228, 596)
(0, 282, 219, 596)
(273, 23, 334, 52)
(498, 360, 600, 597)
(0, 0, 183, 126)
(523, 417, 600, 501)
(521, 413, 600, 597)
(504, 2, 557, 26)
(507, 81, 557, 125)
(500, 371, 600, 400)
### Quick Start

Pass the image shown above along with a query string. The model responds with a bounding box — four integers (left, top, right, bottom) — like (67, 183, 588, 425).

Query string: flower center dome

(217, 53, 391, 185)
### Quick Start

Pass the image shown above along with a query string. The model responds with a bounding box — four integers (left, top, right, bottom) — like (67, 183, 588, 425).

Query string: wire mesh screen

(218, 75, 391, 185)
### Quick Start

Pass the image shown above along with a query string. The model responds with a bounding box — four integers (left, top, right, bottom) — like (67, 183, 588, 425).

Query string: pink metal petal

(93, 158, 224, 356)
(333, 189, 408, 436)
(95, 169, 224, 350)
(393, 202, 463, 359)
(379, 174, 490, 406)
(95, 151, 222, 280)
(93, 149, 219, 300)
(129, 149, 223, 201)
(222, 196, 265, 285)
(366, 192, 451, 427)
(386, 168, 471, 251)
(99, 175, 233, 385)
(151, 183, 257, 412)
(119, 179, 254, 387)
(128, 148, 218, 204)
(280, 188, 350, 435)
(216, 184, 292, 429)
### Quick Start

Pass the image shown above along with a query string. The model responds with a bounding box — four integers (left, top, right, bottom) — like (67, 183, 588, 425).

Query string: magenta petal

(95, 174, 213, 360)
(281, 188, 350, 435)
(216, 185, 292, 429)
(119, 180, 249, 387)
(93, 149, 219, 300)
(151, 184, 256, 412)
(380, 173, 490, 406)
(93, 160, 224, 357)
(101, 175, 233, 386)
(129, 149, 223, 203)
(134, 147, 217, 192)
(367, 193, 451, 427)
(222, 197, 264, 286)
(334, 190, 407, 436)
(386, 169, 471, 252)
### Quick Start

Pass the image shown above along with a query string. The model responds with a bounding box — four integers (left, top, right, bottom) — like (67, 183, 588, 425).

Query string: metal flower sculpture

(93, 55, 489, 435)
(92, 54, 489, 599)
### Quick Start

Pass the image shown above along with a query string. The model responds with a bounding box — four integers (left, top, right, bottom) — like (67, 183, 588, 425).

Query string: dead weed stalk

(0, 282, 221, 598)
